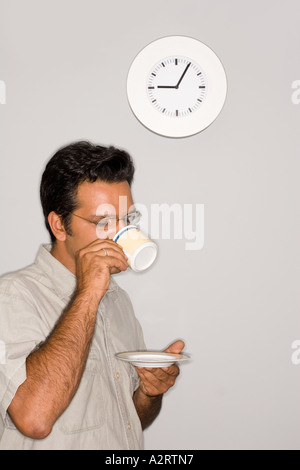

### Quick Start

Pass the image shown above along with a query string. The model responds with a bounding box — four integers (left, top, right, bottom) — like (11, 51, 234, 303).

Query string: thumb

(164, 340, 185, 354)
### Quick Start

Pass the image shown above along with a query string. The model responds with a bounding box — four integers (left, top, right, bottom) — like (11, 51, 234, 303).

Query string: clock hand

(157, 85, 177, 89)
(175, 62, 191, 88)
(156, 62, 192, 89)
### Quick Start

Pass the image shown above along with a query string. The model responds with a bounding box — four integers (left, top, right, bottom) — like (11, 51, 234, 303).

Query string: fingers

(77, 238, 126, 258)
(164, 340, 185, 354)
(103, 254, 128, 272)
(75, 239, 129, 297)
(136, 364, 180, 397)
(76, 239, 128, 270)
(135, 340, 185, 397)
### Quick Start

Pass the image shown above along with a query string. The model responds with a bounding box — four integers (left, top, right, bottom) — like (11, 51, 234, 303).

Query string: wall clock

(127, 36, 227, 138)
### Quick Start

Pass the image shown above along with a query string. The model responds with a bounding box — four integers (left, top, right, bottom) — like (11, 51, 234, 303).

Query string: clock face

(127, 36, 227, 138)
(147, 56, 207, 118)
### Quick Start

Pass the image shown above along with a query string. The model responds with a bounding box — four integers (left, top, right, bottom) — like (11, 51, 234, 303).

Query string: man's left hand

(136, 340, 185, 397)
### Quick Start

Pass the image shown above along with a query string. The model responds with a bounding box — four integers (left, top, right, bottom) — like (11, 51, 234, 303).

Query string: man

(0, 141, 184, 450)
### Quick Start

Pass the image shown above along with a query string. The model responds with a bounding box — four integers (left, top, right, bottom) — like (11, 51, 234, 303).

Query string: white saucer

(115, 351, 190, 368)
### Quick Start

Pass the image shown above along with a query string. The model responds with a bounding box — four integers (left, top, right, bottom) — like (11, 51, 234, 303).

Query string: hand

(157, 85, 177, 89)
(75, 239, 128, 300)
(157, 62, 191, 90)
(136, 340, 185, 398)
(175, 62, 191, 88)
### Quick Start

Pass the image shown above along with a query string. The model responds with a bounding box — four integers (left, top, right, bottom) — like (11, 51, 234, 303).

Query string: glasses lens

(127, 211, 141, 225)
(97, 217, 115, 229)
(97, 211, 141, 230)
(96, 217, 118, 239)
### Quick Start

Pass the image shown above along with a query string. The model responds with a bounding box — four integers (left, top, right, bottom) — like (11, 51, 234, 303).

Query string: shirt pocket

(58, 349, 106, 434)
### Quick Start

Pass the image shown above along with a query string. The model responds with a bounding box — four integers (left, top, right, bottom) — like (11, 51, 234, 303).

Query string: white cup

(113, 225, 158, 272)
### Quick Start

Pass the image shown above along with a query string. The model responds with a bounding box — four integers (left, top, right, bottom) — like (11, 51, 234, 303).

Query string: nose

(117, 219, 127, 231)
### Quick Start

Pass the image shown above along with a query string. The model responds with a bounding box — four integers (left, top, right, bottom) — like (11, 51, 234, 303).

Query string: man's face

(64, 180, 134, 260)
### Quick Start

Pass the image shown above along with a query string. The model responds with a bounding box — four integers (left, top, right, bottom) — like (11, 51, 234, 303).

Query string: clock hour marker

(198, 99, 202, 102)
(161, 62, 165, 67)
(148, 87, 155, 89)
(151, 73, 156, 77)
(189, 108, 192, 113)
(197, 72, 202, 76)
(175, 59, 178, 66)
(152, 99, 156, 103)
(176, 110, 179, 117)
(199, 86, 206, 88)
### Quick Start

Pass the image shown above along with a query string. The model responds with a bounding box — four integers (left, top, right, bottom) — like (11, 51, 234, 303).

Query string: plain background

(0, 0, 299, 450)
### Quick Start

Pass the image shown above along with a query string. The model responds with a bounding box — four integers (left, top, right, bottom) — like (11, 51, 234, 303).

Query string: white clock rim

(127, 36, 227, 138)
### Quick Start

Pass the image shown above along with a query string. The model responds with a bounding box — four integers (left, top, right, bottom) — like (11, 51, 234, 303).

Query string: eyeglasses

(73, 210, 141, 232)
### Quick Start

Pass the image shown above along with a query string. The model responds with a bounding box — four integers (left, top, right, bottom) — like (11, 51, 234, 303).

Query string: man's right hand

(75, 239, 128, 300)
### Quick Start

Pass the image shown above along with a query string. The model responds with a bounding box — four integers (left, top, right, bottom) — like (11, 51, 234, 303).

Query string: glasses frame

(72, 210, 141, 229)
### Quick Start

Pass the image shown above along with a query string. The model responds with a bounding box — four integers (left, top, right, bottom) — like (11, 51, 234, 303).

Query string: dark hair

(40, 141, 135, 243)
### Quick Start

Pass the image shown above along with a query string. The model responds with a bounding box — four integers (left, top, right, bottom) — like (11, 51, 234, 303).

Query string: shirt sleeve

(0, 293, 45, 424)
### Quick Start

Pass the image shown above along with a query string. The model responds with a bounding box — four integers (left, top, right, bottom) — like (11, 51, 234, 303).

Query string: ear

(48, 211, 67, 242)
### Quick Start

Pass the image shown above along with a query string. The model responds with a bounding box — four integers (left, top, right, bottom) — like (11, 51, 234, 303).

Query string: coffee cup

(113, 225, 158, 272)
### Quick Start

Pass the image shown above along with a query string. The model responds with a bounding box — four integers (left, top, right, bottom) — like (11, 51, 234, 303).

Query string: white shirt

(0, 244, 146, 450)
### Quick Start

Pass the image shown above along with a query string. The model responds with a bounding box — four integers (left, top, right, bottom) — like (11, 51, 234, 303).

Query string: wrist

(136, 384, 163, 401)
(74, 287, 104, 309)
(133, 387, 163, 430)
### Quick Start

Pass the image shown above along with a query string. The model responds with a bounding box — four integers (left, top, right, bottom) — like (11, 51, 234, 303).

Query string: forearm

(8, 291, 100, 438)
(133, 386, 163, 430)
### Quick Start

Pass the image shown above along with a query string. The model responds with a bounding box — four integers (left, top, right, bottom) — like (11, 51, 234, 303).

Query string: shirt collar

(35, 244, 118, 300)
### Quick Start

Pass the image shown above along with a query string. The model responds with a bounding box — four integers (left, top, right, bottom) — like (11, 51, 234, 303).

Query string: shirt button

(126, 423, 131, 430)
(115, 372, 120, 379)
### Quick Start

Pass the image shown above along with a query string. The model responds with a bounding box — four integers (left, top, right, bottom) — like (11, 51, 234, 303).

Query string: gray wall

(0, 0, 299, 450)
